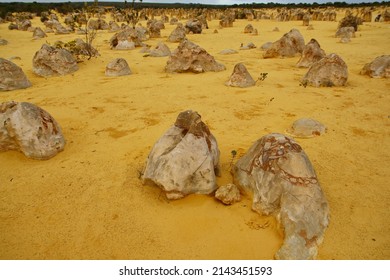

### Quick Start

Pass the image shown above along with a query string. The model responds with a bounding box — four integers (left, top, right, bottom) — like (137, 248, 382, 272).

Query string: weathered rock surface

(149, 42, 171, 57)
(32, 27, 47, 39)
(335, 26, 355, 40)
(185, 19, 202, 34)
(232, 133, 329, 259)
(0, 39, 8, 46)
(301, 53, 348, 87)
(32, 44, 79, 77)
(0, 58, 32, 91)
(263, 29, 305, 58)
(296, 39, 326, 68)
(165, 39, 226, 73)
(0, 101, 65, 159)
(142, 110, 221, 199)
(286, 118, 327, 138)
(225, 63, 256, 88)
(219, 49, 238, 55)
(215, 184, 241, 205)
(244, 24, 254, 33)
(360, 55, 390, 78)
(167, 23, 186, 42)
(105, 58, 131, 77)
(110, 27, 143, 50)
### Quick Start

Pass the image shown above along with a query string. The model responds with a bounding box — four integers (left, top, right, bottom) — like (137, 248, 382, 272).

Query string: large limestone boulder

(167, 23, 186, 42)
(232, 133, 329, 259)
(296, 39, 326, 68)
(32, 44, 79, 77)
(225, 63, 256, 88)
(0, 101, 65, 159)
(165, 39, 226, 73)
(185, 19, 202, 34)
(110, 27, 143, 50)
(0, 58, 32, 91)
(360, 55, 390, 78)
(301, 53, 348, 87)
(105, 58, 131, 77)
(142, 110, 221, 200)
(264, 29, 305, 58)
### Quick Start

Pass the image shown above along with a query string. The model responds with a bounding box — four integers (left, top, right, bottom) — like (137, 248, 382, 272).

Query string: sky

(0, 0, 386, 4)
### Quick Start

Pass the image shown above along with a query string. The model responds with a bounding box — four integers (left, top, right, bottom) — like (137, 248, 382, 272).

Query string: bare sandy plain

(0, 9, 389, 260)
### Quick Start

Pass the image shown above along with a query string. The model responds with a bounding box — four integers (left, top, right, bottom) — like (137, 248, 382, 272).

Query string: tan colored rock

(0, 101, 65, 159)
(360, 55, 390, 78)
(215, 184, 241, 205)
(286, 118, 327, 138)
(296, 39, 326, 68)
(264, 29, 305, 58)
(167, 23, 186, 43)
(0, 58, 32, 91)
(225, 63, 256, 88)
(105, 58, 131, 77)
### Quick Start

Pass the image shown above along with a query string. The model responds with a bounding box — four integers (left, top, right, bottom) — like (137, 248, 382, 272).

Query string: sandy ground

(0, 10, 389, 260)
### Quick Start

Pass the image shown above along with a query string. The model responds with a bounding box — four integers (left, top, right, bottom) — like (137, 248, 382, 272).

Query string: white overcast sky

(0, 0, 385, 4)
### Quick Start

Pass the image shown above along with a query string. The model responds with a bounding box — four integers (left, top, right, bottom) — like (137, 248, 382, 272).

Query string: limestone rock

(142, 110, 221, 199)
(32, 27, 47, 39)
(260, 42, 273, 50)
(0, 58, 32, 91)
(105, 58, 131, 77)
(232, 133, 329, 259)
(225, 63, 256, 88)
(244, 24, 254, 33)
(360, 55, 390, 78)
(148, 19, 164, 38)
(296, 39, 326, 68)
(335, 26, 355, 39)
(215, 184, 241, 205)
(149, 42, 171, 57)
(185, 19, 202, 34)
(110, 27, 143, 50)
(108, 21, 120, 33)
(219, 49, 238, 55)
(167, 23, 186, 43)
(165, 39, 226, 73)
(32, 44, 78, 77)
(286, 118, 327, 138)
(301, 53, 348, 87)
(0, 39, 8, 46)
(0, 101, 65, 159)
(240, 42, 256, 50)
(264, 29, 305, 58)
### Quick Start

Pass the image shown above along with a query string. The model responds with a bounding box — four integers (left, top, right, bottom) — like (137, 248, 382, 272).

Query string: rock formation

(232, 133, 329, 259)
(105, 58, 131, 77)
(215, 184, 241, 205)
(149, 42, 171, 57)
(167, 23, 186, 43)
(360, 55, 390, 78)
(32, 44, 78, 77)
(301, 53, 348, 87)
(165, 39, 226, 73)
(0, 58, 32, 91)
(142, 110, 221, 200)
(32, 27, 47, 39)
(244, 24, 254, 33)
(0, 101, 66, 159)
(296, 39, 326, 68)
(286, 118, 327, 138)
(185, 19, 202, 34)
(110, 27, 144, 50)
(263, 29, 305, 58)
(225, 63, 256, 88)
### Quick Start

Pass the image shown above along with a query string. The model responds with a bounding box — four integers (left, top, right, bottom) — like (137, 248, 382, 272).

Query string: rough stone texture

(167, 23, 186, 42)
(244, 24, 254, 33)
(303, 14, 310, 26)
(296, 39, 326, 68)
(32, 27, 47, 39)
(264, 29, 305, 58)
(148, 20, 163, 38)
(0, 39, 8, 46)
(142, 110, 221, 200)
(108, 21, 121, 33)
(32, 44, 78, 77)
(225, 63, 256, 88)
(149, 42, 171, 57)
(215, 184, 241, 205)
(232, 133, 329, 260)
(260, 42, 273, 50)
(185, 19, 202, 34)
(219, 49, 238, 55)
(301, 53, 348, 87)
(165, 39, 226, 73)
(240, 42, 256, 50)
(0, 101, 65, 159)
(335, 26, 355, 39)
(110, 27, 143, 50)
(0, 58, 32, 91)
(286, 118, 327, 138)
(360, 55, 390, 78)
(105, 58, 131, 77)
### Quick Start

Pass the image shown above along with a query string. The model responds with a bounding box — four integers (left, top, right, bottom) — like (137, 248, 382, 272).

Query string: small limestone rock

(215, 184, 241, 205)
(232, 133, 329, 260)
(301, 53, 348, 87)
(185, 19, 202, 34)
(296, 39, 326, 68)
(0, 39, 9, 46)
(240, 42, 256, 50)
(0, 101, 65, 159)
(105, 58, 131, 77)
(165, 39, 225, 73)
(149, 42, 171, 57)
(286, 118, 327, 138)
(260, 42, 273, 50)
(142, 110, 221, 199)
(32, 44, 78, 77)
(167, 23, 186, 43)
(244, 24, 254, 33)
(264, 29, 305, 58)
(0, 58, 32, 91)
(33, 27, 47, 39)
(360, 55, 390, 78)
(225, 63, 256, 88)
(110, 27, 143, 50)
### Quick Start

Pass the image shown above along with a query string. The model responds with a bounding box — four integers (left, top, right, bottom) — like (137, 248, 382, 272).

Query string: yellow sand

(0, 11, 389, 260)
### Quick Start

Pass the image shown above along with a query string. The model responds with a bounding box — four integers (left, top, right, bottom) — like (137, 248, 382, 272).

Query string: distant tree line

(0, 1, 389, 19)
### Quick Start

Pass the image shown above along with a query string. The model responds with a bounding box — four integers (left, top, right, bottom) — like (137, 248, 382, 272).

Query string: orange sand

(0, 11, 389, 260)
